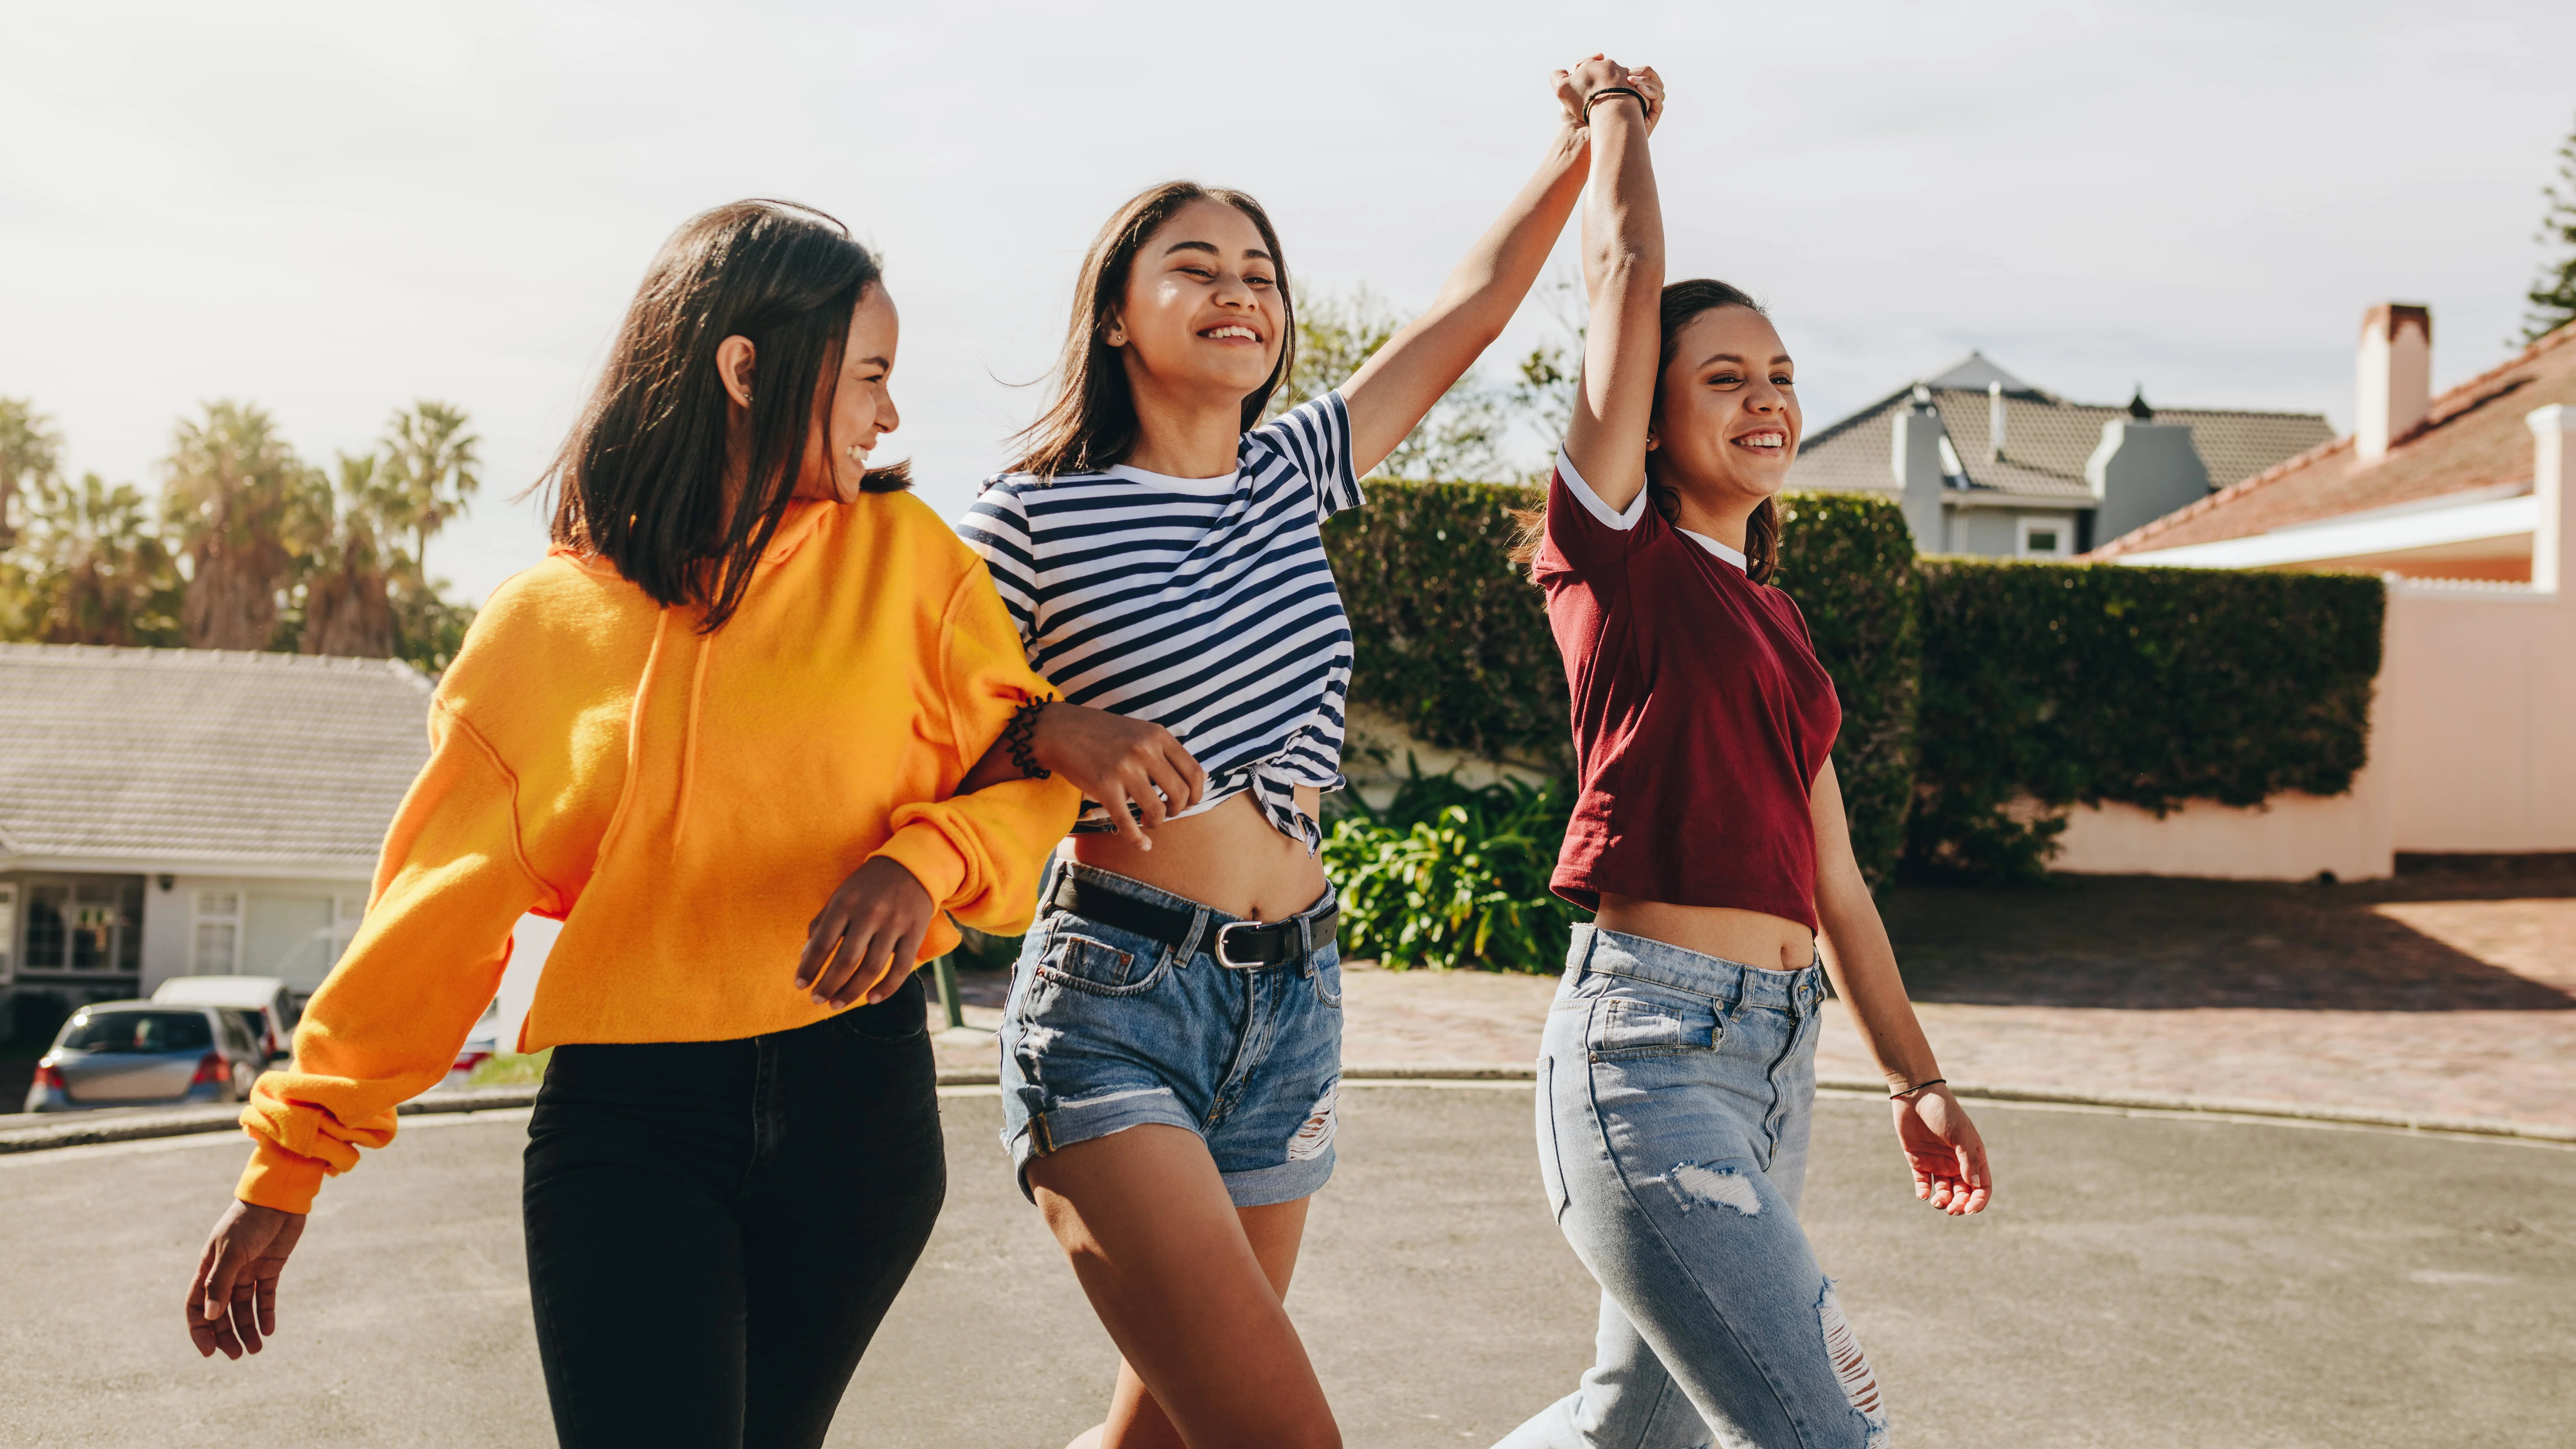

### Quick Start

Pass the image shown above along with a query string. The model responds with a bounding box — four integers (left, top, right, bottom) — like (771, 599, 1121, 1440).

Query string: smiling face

(1106, 198, 1286, 416)
(794, 283, 902, 503)
(1648, 305, 1802, 507)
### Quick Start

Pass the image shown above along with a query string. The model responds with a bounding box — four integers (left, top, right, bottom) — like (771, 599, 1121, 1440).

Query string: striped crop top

(957, 393, 1365, 851)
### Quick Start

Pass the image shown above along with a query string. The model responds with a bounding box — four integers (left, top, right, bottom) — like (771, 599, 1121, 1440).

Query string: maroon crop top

(1534, 452, 1842, 929)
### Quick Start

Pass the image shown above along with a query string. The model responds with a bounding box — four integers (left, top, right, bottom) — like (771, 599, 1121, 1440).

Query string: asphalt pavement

(1, 1085, 2569, 1448)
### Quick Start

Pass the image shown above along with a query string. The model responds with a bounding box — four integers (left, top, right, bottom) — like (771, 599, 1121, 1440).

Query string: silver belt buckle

(1213, 921, 1264, 969)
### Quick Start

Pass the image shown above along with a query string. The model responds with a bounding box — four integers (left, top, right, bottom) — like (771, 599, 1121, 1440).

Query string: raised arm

(1336, 74, 1599, 477)
(1559, 59, 1666, 514)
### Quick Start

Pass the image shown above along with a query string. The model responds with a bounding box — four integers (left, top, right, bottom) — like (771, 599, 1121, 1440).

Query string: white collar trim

(1677, 527, 1750, 573)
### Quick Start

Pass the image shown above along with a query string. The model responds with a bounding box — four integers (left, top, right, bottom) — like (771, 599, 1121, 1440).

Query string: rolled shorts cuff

(1007, 1094, 1338, 1209)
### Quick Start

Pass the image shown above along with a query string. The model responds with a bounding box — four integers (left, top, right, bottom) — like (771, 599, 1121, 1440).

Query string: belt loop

(1174, 906, 1210, 969)
(1297, 912, 1315, 975)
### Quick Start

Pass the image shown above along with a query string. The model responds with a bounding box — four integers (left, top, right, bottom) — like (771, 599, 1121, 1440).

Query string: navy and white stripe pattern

(959, 393, 1364, 852)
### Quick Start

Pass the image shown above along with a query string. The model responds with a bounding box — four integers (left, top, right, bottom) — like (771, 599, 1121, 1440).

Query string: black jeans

(522, 975, 946, 1449)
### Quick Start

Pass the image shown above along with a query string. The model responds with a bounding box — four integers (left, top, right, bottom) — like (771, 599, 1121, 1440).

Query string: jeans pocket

(1586, 995, 1715, 1061)
(1033, 926, 1170, 997)
(1310, 949, 1343, 1009)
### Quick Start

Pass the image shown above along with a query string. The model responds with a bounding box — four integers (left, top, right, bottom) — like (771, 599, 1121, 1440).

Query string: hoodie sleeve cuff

(235, 1135, 327, 1216)
(870, 821, 967, 912)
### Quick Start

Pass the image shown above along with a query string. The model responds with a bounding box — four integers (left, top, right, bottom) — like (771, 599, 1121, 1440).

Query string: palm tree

(17, 472, 184, 647)
(299, 454, 399, 658)
(0, 398, 64, 548)
(163, 401, 313, 651)
(378, 401, 481, 576)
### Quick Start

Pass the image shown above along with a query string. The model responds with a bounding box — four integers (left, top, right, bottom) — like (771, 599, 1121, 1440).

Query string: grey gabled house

(0, 643, 431, 1035)
(1789, 353, 2335, 558)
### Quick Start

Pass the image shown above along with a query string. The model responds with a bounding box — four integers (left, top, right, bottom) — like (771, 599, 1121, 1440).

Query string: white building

(0, 644, 431, 1030)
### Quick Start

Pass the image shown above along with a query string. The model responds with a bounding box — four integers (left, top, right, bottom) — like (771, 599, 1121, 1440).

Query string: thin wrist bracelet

(1890, 1077, 1946, 1100)
(1003, 697, 1052, 780)
(1582, 86, 1648, 122)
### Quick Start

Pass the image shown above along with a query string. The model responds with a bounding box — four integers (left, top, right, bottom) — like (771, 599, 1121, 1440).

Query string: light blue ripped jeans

(1497, 926, 1888, 1449)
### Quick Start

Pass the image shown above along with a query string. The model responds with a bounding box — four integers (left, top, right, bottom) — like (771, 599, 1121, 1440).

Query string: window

(2017, 514, 2075, 560)
(17, 879, 141, 975)
(193, 891, 241, 975)
(0, 883, 14, 978)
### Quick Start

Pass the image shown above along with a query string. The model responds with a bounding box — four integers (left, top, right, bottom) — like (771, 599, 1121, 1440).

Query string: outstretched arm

(1337, 74, 1602, 477)
(1559, 59, 1666, 514)
(1810, 758, 1993, 1216)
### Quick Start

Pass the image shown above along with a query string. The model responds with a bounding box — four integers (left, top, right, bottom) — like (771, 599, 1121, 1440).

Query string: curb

(0, 1086, 542, 1156)
(7, 1073, 2569, 1154)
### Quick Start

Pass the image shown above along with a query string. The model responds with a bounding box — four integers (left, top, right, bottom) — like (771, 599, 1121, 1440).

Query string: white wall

(139, 873, 369, 997)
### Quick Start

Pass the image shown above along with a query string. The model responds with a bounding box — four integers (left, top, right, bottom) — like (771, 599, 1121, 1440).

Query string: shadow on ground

(1880, 862, 2576, 1011)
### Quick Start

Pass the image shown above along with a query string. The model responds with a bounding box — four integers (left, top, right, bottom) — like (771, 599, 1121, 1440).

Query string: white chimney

(1988, 381, 2006, 461)
(2530, 404, 2572, 595)
(2355, 302, 2431, 465)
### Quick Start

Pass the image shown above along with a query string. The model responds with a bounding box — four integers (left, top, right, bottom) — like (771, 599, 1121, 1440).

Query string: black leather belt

(1044, 874, 1337, 970)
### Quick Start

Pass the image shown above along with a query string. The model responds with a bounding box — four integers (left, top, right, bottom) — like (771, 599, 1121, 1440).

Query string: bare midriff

(1593, 894, 1816, 974)
(1070, 787, 1330, 923)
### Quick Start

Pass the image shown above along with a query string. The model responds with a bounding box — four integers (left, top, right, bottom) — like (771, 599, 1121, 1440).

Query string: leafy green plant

(1323, 760, 1582, 972)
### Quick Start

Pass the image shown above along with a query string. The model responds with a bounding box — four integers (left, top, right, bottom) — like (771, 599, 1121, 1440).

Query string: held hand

(186, 1199, 305, 1360)
(796, 856, 936, 1010)
(1892, 1087, 1992, 1216)
(1628, 65, 1666, 133)
(1028, 702, 1208, 852)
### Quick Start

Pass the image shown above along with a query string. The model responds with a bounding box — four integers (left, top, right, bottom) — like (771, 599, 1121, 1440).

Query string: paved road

(2, 1086, 2570, 1447)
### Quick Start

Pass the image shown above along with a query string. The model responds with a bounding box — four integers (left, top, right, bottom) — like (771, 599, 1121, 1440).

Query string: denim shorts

(997, 860, 1344, 1208)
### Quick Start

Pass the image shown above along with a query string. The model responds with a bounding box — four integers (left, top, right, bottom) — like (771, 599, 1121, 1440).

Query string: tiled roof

(2090, 322, 2576, 558)
(1792, 379, 2334, 507)
(0, 644, 431, 871)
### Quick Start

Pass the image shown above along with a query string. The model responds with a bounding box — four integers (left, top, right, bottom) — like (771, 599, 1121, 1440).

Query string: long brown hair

(541, 199, 909, 632)
(1512, 279, 1781, 583)
(1009, 181, 1296, 478)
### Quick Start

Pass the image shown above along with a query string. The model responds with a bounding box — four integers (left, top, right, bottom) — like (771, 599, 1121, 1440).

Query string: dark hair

(1511, 279, 1779, 582)
(542, 199, 909, 632)
(1010, 181, 1295, 478)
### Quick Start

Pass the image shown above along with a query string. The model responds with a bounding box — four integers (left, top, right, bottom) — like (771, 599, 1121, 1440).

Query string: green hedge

(1771, 496, 1921, 889)
(1326, 481, 1566, 770)
(1907, 560, 2384, 879)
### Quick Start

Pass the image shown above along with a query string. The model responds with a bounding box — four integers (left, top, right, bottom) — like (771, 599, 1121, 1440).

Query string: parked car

(151, 975, 296, 1062)
(444, 998, 505, 1089)
(22, 1002, 266, 1113)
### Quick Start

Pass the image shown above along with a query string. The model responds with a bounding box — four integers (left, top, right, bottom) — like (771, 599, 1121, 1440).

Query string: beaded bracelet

(1003, 697, 1052, 780)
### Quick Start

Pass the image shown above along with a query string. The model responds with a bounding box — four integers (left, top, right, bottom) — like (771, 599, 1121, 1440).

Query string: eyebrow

(851, 355, 891, 369)
(1163, 240, 1276, 262)
(1699, 353, 1794, 367)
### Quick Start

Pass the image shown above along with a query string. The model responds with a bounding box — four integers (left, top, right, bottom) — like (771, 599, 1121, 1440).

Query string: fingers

(812, 920, 884, 1009)
(792, 909, 846, 996)
(1164, 737, 1209, 810)
(1101, 781, 1153, 852)
(1130, 769, 1172, 832)
(865, 922, 929, 1005)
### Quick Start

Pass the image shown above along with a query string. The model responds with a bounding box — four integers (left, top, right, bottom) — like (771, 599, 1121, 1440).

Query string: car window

(231, 1010, 267, 1047)
(60, 1010, 215, 1054)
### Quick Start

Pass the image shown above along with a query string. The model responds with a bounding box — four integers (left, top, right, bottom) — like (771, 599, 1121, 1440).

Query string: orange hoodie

(235, 492, 1077, 1213)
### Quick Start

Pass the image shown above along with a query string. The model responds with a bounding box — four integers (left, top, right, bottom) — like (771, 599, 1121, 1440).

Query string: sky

(5, 0, 2572, 607)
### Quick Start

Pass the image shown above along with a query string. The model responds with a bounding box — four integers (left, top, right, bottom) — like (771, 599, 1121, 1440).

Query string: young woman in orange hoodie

(180, 200, 1083, 1449)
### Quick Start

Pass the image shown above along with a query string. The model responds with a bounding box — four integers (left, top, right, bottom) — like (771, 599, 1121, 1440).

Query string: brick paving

(934, 864, 2576, 1130)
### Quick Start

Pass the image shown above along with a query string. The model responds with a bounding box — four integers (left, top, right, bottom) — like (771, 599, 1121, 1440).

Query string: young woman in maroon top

(1494, 58, 1993, 1449)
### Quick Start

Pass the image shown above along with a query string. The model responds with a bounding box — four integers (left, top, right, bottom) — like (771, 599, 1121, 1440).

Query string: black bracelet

(1890, 1077, 1946, 1100)
(1582, 86, 1648, 122)
(1003, 697, 1052, 780)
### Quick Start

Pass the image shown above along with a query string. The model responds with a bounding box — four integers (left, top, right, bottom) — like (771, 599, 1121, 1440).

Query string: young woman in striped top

(954, 69, 1649, 1449)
